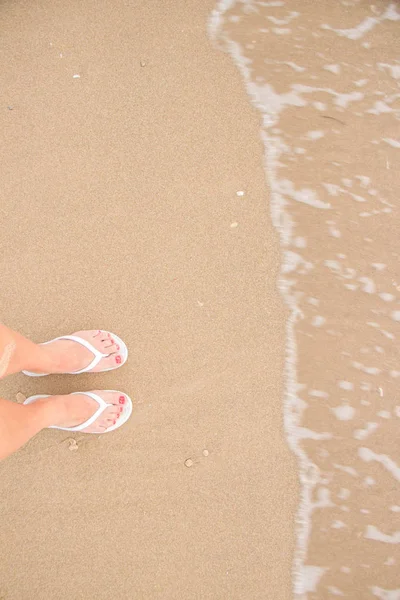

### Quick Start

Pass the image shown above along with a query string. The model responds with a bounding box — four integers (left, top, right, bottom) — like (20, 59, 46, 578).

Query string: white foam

(311, 315, 326, 327)
(380, 293, 395, 302)
(272, 27, 291, 35)
(321, 4, 400, 40)
(365, 526, 400, 544)
(339, 489, 351, 501)
(284, 61, 306, 73)
(340, 566, 351, 574)
(309, 389, 328, 398)
(370, 585, 400, 599)
(334, 464, 358, 477)
(306, 130, 324, 140)
(353, 422, 378, 440)
(297, 428, 333, 441)
(338, 380, 354, 391)
(275, 179, 331, 209)
(358, 447, 400, 482)
(377, 410, 390, 419)
(352, 361, 381, 375)
(328, 586, 345, 596)
(323, 64, 341, 75)
(378, 63, 400, 80)
(359, 277, 376, 294)
(331, 404, 355, 420)
(298, 565, 328, 594)
(368, 101, 393, 115)
(382, 138, 400, 148)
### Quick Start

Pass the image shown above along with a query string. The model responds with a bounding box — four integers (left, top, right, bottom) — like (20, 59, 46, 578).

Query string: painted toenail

(116, 344, 120, 350)
(119, 407, 123, 412)
(116, 355, 122, 364)
(119, 396, 125, 404)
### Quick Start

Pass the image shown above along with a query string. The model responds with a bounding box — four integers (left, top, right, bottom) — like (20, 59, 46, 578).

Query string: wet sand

(211, 0, 400, 597)
(0, 1, 297, 599)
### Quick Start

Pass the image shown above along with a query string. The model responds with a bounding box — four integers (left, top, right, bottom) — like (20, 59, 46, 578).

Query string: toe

(93, 424, 108, 433)
(94, 391, 126, 407)
(93, 353, 124, 372)
(102, 340, 119, 354)
(90, 392, 126, 424)
(72, 330, 126, 372)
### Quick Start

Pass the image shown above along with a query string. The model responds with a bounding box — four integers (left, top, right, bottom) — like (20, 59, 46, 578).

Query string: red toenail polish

(119, 396, 125, 404)
(113, 420, 117, 425)
(120, 407, 123, 412)
(116, 355, 122, 364)
(116, 344, 120, 350)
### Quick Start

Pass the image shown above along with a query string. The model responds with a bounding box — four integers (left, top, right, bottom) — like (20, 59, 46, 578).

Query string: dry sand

(0, 1, 297, 599)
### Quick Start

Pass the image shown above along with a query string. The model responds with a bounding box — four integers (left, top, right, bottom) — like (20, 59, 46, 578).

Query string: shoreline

(0, 1, 297, 598)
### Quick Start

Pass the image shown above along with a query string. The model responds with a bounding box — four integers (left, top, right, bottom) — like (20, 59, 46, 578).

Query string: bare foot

(36, 330, 123, 374)
(40, 390, 127, 433)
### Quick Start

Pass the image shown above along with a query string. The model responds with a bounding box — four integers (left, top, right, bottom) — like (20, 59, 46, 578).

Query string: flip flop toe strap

(50, 335, 108, 374)
(63, 392, 109, 432)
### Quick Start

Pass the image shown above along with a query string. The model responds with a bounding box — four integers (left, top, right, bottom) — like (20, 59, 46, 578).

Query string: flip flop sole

(24, 390, 133, 433)
(23, 331, 128, 377)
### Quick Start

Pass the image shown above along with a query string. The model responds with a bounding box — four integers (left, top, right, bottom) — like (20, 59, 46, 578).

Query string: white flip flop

(23, 390, 133, 433)
(22, 331, 128, 377)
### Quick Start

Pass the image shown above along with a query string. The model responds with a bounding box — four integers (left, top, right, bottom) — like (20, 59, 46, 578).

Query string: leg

(0, 397, 54, 461)
(0, 392, 126, 461)
(0, 323, 122, 379)
(0, 323, 56, 378)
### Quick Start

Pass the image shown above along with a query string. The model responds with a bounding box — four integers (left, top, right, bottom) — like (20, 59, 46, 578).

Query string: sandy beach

(0, 1, 297, 599)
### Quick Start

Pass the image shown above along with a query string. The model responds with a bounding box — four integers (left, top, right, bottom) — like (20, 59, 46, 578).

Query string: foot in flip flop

(23, 330, 128, 377)
(24, 390, 133, 433)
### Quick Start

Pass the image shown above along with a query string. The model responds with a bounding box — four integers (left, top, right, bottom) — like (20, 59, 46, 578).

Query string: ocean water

(209, 1, 400, 597)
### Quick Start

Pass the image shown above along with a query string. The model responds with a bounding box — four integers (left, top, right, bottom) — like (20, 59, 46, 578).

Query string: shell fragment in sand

(66, 438, 79, 451)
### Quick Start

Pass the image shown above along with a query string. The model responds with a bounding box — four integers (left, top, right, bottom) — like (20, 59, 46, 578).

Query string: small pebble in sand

(202, 450, 209, 457)
(140, 60, 146, 67)
(230, 222, 238, 228)
(184, 459, 193, 468)
(66, 438, 79, 451)
(236, 191, 245, 196)
(16, 392, 26, 404)
(73, 74, 80, 79)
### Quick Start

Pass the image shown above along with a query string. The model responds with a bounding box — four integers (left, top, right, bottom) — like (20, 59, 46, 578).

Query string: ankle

(23, 399, 59, 430)
(26, 344, 61, 374)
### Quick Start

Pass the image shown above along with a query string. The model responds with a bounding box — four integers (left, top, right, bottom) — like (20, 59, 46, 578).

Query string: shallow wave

(209, 1, 400, 597)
